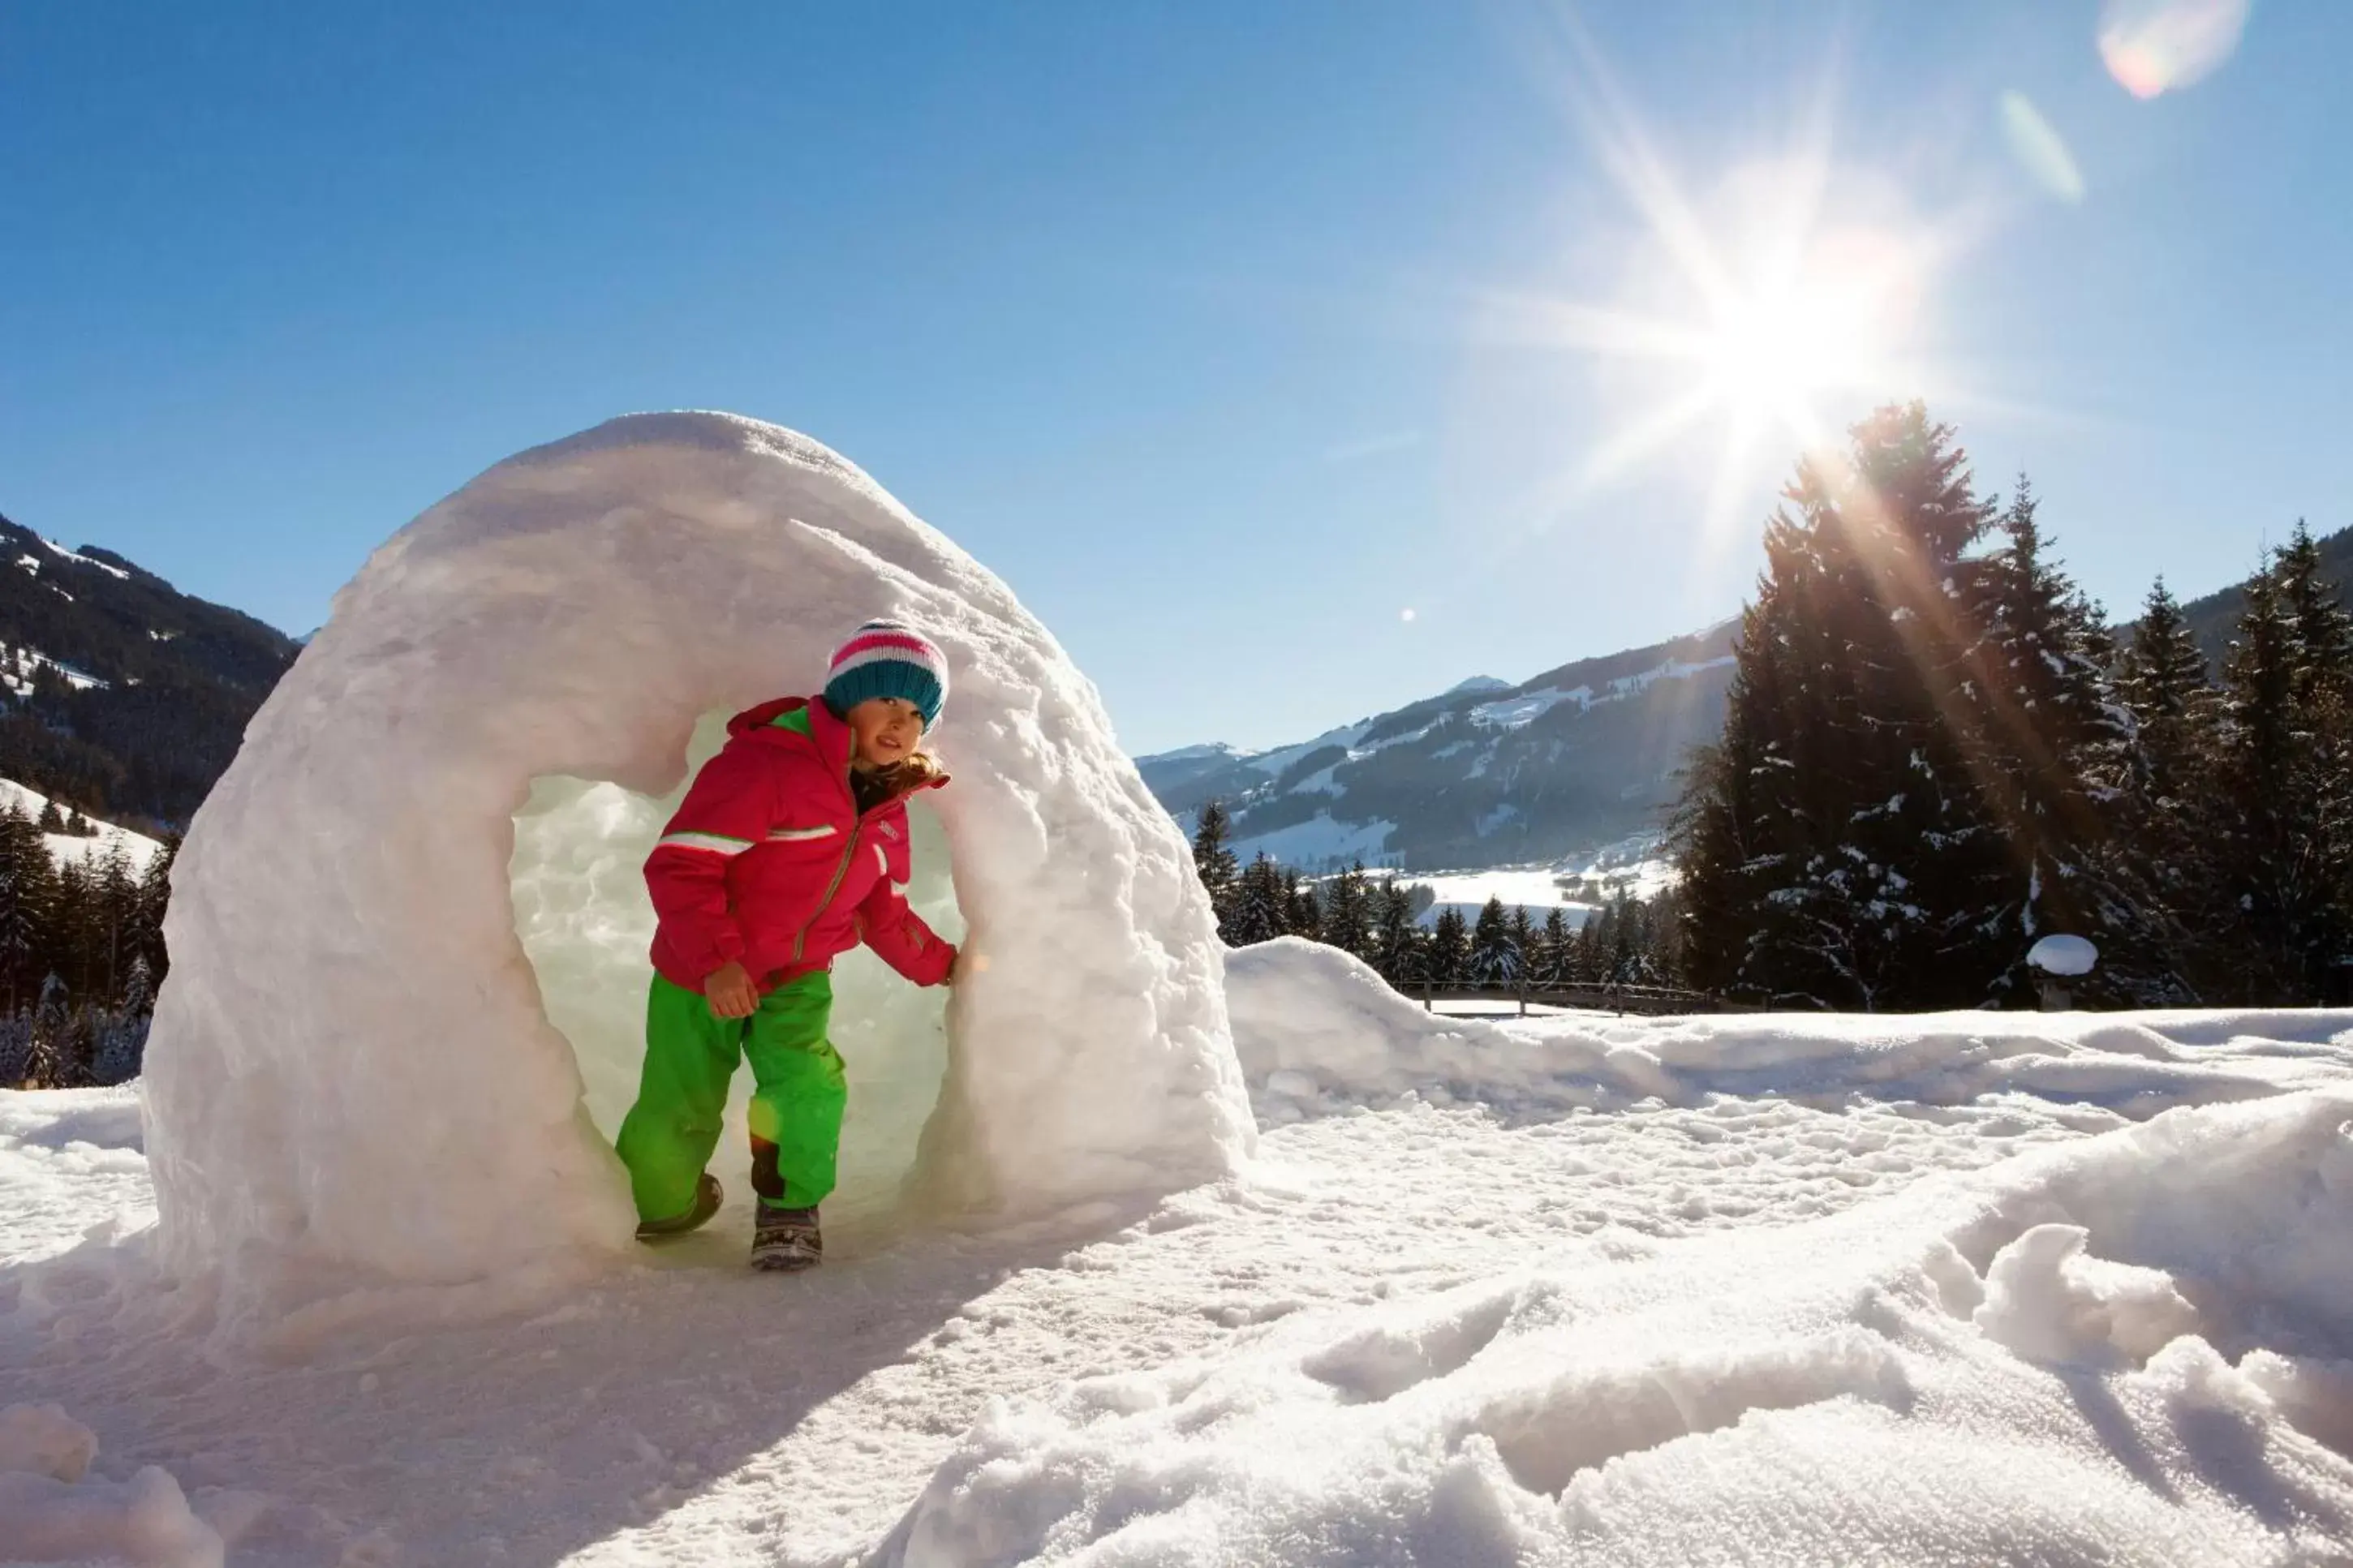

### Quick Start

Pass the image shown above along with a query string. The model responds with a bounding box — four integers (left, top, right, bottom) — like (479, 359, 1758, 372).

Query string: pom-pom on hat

(824, 619, 949, 728)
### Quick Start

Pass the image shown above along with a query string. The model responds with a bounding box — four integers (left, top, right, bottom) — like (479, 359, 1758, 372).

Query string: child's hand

(704, 960, 759, 1020)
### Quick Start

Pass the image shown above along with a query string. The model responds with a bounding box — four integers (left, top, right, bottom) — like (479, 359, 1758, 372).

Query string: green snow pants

(615, 971, 847, 1224)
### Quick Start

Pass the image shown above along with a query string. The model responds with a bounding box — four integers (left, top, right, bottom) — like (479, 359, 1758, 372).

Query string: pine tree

(133, 836, 177, 989)
(1426, 906, 1469, 984)
(1369, 879, 1422, 982)
(0, 802, 52, 1015)
(25, 971, 68, 1087)
(2276, 520, 2353, 703)
(2115, 578, 2214, 810)
(2111, 577, 2221, 991)
(1320, 862, 1374, 961)
(1190, 801, 1241, 941)
(1959, 481, 2177, 1003)
(2203, 539, 2353, 1000)
(1506, 905, 1538, 989)
(1284, 870, 1323, 942)
(1226, 854, 1290, 946)
(37, 799, 62, 835)
(89, 951, 156, 1086)
(1676, 402, 1996, 1008)
(1538, 908, 1572, 987)
(0, 1011, 29, 1088)
(1468, 896, 1517, 984)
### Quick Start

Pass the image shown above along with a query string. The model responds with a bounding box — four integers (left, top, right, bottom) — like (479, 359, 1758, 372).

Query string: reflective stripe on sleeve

(768, 825, 838, 842)
(656, 831, 754, 856)
(873, 843, 888, 877)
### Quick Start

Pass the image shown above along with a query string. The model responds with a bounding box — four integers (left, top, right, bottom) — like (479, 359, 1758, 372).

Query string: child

(617, 620, 958, 1271)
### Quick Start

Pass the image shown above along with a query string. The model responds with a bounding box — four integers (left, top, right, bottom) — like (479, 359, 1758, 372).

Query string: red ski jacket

(644, 696, 956, 994)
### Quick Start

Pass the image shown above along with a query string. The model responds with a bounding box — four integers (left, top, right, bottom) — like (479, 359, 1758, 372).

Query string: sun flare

(1491, 25, 1953, 561)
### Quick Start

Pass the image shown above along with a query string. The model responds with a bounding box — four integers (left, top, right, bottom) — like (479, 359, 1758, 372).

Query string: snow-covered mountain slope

(1141, 519, 2353, 878)
(1138, 622, 1737, 871)
(0, 778, 166, 875)
(6, 947, 2353, 1564)
(0, 511, 300, 828)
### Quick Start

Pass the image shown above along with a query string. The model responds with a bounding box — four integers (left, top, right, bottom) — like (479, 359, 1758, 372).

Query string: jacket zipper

(790, 824, 862, 965)
(781, 750, 940, 969)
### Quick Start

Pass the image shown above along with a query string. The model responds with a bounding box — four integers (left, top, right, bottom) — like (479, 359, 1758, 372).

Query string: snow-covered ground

(1408, 840, 1677, 928)
(8, 942, 2353, 1564)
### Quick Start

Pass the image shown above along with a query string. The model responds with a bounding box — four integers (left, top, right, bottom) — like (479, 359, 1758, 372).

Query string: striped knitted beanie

(823, 620, 949, 728)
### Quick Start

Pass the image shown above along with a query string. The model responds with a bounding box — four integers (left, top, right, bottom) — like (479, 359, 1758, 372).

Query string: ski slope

(6, 956, 2353, 1564)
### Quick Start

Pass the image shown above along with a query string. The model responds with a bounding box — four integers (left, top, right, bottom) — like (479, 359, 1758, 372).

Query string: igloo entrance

(510, 709, 964, 1235)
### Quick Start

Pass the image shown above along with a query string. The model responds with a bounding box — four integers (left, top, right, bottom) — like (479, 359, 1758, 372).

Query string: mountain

(1145, 521, 2353, 875)
(1138, 622, 1738, 872)
(0, 513, 302, 830)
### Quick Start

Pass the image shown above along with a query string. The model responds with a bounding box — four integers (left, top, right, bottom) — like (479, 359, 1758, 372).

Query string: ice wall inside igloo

(143, 411, 1254, 1325)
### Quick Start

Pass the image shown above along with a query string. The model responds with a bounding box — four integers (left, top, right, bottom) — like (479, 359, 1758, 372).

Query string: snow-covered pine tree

(1536, 907, 1570, 987)
(92, 953, 155, 1085)
(2204, 536, 2353, 1000)
(2115, 578, 2214, 810)
(2113, 577, 2221, 989)
(2277, 520, 2353, 702)
(1225, 854, 1290, 947)
(1189, 801, 1241, 939)
(132, 835, 177, 989)
(1319, 862, 1373, 962)
(1678, 402, 1996, 1008)
(0, 802, 51, 1016)
(1369, 879, 1421, 982)
(1284, 870, 1323, 942)
(1426, 906, 1469, 984)
(0, 1011, 29, 1088)
(94, 840, 136, 1003)
(25, 971, 68, 1087)
(1467, 896, 1516, 984)
(2208, 565, 2318, 999)
(1506, 905, 1537, 989)
(1959, 482, 2180, 1003)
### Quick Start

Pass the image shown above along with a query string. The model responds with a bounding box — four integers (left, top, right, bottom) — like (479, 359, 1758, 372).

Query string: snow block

(143, 412, 1252, 1319)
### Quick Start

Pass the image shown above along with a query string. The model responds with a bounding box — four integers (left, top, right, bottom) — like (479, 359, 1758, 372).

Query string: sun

(1691, 226, 1914, 437)
(1482, 28, 1946, 551)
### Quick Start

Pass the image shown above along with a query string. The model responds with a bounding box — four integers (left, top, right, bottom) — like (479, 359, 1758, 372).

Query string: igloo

(144, 412, 1253, 1322)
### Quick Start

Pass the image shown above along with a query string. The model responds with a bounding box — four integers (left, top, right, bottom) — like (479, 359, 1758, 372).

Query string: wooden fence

(1409, 979, 1756, 1016)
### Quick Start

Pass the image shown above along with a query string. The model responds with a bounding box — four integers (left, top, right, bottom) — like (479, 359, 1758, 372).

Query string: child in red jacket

(618, 620, 958, 1271)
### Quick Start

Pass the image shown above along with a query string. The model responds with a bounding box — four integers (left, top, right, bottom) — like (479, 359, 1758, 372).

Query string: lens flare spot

(1400, 608, 1417, 624)
(2098, 0, 2251, 99)
(1998, 92, 2086, 204)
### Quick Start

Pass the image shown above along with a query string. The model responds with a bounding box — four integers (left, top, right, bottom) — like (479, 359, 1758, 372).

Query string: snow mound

(873, 1089, 2353, 1566)
(2030, 933, 2101, 976)
(1228, 939, 2353, 1126)
(1973, 1222, 2200, 1367)
(143, 411, 1250, 1326)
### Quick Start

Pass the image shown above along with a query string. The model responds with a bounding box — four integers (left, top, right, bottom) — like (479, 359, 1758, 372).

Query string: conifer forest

(1198, 402, 2352, 1014)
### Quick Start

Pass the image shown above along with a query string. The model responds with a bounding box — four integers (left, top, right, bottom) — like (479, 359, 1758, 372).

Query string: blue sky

(4, 2, 2347, 754)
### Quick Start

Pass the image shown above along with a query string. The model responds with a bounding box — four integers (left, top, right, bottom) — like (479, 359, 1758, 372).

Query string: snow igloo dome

(143, 412, 1253, 1321)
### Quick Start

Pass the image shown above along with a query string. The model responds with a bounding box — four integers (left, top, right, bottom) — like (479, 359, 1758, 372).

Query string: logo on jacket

(879, 823, 902, 841)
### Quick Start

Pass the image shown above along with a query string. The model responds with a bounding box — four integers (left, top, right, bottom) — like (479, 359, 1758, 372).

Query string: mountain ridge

(0, 512, 302, 830)
(1142, 531, 2350, 874)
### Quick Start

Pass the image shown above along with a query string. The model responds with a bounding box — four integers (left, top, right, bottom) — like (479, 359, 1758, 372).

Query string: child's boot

(751, 1202, 822, 1272)
(636, 1172, 723, 1241)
